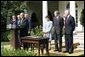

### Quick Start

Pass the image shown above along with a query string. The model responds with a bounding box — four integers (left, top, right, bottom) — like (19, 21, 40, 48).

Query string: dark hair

(57, 11, 60, 14)
(45, 15, 50, 18)
(54, 10, 60, 15)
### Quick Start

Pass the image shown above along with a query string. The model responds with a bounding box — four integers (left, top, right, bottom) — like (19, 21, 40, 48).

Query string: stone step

(51, 39, 82, 44)
(74, 34, 84, 36)
(75, 48, 84, 50)
(73, 38, 84, 41)
(50, 40, 84, 52)
(73, 39, 84, 43)
(74, 35, 84, 37)
(77, 33, 84, 35)
(77, 46, 84, 48)
(73, 41, 84, 44)
(76, 31, 84, 33)
(77, 34, 84, 36)
(73, 42, 84, 44)
(51, 40, 81, 46)
(73, 37, 84, 39)
(73, 35, 84, 37)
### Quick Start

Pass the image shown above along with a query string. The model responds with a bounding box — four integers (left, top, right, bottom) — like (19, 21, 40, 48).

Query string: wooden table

(21, 36, 49, 56)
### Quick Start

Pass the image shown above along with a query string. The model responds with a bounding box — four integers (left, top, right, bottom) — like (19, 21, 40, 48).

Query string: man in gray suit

(53, 10, 64, 52)
(63, 10, 75, 54)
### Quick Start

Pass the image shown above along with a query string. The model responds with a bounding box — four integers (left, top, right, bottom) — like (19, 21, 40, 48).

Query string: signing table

(21, 36, 49, 56)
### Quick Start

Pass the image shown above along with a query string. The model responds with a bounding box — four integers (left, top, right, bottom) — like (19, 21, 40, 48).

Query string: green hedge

(1, 30, 12, 42)
(80, 9, 84, 26)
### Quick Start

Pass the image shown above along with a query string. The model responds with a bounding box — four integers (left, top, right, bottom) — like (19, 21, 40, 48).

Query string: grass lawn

(1, 42, 37, 56)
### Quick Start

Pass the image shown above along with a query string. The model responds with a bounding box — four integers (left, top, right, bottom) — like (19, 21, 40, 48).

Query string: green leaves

(80, 9, 84, 26)
(1, 1, 29, 18)
(30, 25, 42, 36)
(1, 46, 36, 56)
(1, 30, 12, 41)
(1, 1, 29, 41)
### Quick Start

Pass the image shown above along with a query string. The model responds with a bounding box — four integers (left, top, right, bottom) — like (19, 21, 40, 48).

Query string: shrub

(1, 46, 36, 56)
(80, 9, 84, 27)
(30, 25, 42, 36)
(1, 30, 12, 42)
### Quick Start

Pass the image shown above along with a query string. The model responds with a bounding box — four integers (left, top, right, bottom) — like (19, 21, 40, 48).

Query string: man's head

(54, 10, 60, 17)
(20, 12, 24, 19)
(64, 9, 70, 17)
(12, 15, 16, 21)
(17, 15, 20, 19)
(12, 15, 16, 19)
(24, 13, 29, 19)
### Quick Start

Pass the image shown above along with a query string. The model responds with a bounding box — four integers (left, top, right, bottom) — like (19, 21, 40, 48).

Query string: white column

(70, 1, 77, 33)
(70, 1, 76, 19)
(42, 1, 48, 24)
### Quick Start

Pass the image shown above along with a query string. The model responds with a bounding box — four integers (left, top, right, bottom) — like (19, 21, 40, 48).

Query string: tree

(1, 1, 29, 41)
(80, 9, 84, 27)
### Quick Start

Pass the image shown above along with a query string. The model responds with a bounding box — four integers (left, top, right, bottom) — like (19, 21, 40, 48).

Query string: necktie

(63, 17, 67, 29)
(65, 17, 67, 25)
(20, 19, 23, 24)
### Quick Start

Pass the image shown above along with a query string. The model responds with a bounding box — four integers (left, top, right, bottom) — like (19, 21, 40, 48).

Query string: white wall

(59, 1, 65, 16)
(59, 1, 69, 16)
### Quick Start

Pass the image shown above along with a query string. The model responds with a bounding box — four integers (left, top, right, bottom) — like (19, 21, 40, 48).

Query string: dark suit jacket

(65, 15, 75, 34)
(53, 16, 64, 35)
(19, 18, 29, 37)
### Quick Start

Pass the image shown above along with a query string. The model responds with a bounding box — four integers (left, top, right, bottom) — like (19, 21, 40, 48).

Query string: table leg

(38, 43, 40, 56)
(46, 41, 49, 56)
(41, 48, 44, 56)
(31, 44, 34, 52)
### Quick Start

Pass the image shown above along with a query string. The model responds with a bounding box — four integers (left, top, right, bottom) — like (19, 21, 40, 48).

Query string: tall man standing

(63, 10, 75, 54)
(19, 12, 29, 49)
(53, 10, 64, 52)
(24, 13, 31, 36)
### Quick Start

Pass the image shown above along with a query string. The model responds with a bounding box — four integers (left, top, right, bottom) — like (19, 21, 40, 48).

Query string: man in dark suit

(53, 10, 64, 52)
(63, 10, 75, 54)
(19, 12, 30, 49)
(24, 13, 31, 36)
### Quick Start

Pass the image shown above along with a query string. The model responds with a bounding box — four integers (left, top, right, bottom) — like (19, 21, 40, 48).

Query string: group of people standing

(10, 9, 75, 54)
(43, 9, 75, 54)
(10, 12, 31, 49)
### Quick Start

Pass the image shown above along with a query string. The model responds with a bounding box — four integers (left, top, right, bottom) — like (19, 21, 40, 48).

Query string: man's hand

(43, 32, 49, 34)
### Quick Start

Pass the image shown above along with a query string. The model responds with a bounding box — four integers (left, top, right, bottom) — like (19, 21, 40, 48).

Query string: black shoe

(69, 52, 73, 54)
(63, 51, 68, 53)
(58, 50, 62, 52)
(54, 49, 58, 51)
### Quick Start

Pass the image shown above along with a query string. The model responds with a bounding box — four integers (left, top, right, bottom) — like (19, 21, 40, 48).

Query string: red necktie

(63, 17, 67, 29)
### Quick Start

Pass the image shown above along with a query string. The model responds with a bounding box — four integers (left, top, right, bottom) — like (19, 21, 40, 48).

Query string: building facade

(27, 1, 84, 32)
